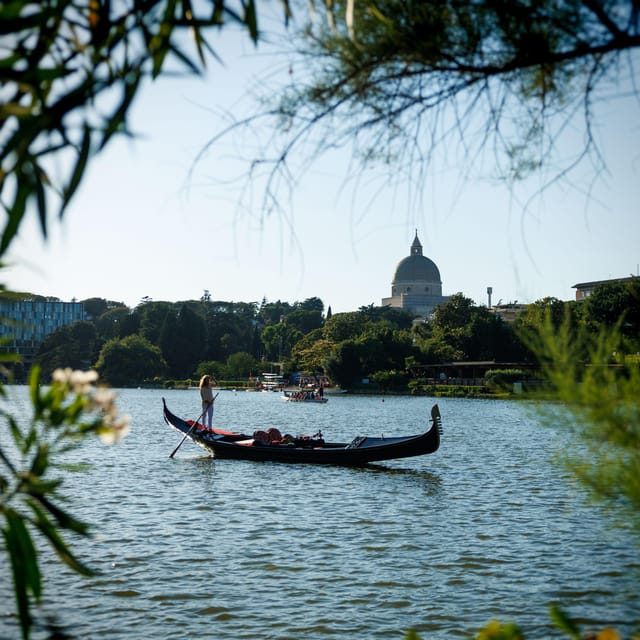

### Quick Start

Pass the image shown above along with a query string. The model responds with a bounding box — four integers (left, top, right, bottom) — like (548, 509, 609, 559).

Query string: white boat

(260, 373, 285, 392)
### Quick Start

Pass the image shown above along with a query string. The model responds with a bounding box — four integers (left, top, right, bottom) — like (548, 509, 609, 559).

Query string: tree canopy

(222, 0, 640, 205)
(0, 0, 296, 261)
(95, 334, 168, 386)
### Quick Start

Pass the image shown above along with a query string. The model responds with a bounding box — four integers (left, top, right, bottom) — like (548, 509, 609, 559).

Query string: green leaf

(280, 0, 292, 24)
(7, 413, 25, 451)
(243, 0, 259, 42)
(165, 40, 202, 75)
(0, 348, 21, 364)
(31, 162, 50, 240)
(181, 0, 206, 66)
(150, 0, 178, 77)
(549, 605, 581, 640)
(0, 166, 29, 255)
(0, 10, 47, 35)
(2, 509, 42, 639)
(23, 425, 38, 455)
(29, 443, 50, 477)
(32, 494, 90, 535)
(99, 71, 142, 149)
(28, 363, 41, 388)
(28, 502, 94, 577)
(58, 462, 93, 473)
(22, 477, 62, 496)
(60, 125, 91, 216)
(212, 0, 224, 24)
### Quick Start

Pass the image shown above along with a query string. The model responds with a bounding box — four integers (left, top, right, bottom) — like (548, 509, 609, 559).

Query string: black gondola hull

(163, 398, 441, 465)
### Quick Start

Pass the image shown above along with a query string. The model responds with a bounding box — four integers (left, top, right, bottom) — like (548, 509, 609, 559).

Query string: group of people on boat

(251, 428, 324, 448)
(287, 388, 325, 401)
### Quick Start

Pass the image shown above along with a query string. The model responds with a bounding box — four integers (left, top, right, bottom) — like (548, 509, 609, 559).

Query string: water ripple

(1, 389, 638, 640)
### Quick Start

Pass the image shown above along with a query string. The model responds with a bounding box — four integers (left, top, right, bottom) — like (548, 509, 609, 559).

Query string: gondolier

(199, 375, 217, 428)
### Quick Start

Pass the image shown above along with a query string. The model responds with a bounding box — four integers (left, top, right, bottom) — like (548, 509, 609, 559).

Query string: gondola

(163, 398, 441, 465)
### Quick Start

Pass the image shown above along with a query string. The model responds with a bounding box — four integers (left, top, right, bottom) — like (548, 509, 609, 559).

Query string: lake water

(1, 387, 638, 639)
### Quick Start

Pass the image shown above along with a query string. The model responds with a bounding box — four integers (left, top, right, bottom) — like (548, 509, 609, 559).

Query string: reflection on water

(0, 387, 638, 639)
(355, 464, 443, 497)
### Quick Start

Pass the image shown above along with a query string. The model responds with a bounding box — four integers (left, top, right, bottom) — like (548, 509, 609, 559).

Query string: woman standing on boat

(199, 375, 216, 428)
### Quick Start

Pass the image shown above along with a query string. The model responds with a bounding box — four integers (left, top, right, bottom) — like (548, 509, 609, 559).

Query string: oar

(169, 408, 206, 459)
(169, 393, 219, 459)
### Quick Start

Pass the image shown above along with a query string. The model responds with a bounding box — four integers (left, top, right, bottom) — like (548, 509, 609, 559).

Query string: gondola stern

(431, 403, 443, 436)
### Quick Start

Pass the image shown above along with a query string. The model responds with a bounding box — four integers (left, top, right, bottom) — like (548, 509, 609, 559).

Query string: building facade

(381, 232, 449, 319)
(0, 298, 86, 361)
(489, 303, 530, 323)
(573, 276, 638, 301)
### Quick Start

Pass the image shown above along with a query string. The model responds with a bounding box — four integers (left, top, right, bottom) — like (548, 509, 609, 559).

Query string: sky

(3, 27, 640, 315)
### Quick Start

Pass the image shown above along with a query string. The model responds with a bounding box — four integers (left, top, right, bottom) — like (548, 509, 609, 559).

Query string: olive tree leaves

(0, 0, 278, 258)
(0, 366, 130, 638)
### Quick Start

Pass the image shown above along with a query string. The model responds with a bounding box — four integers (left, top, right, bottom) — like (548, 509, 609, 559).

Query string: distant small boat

(163, 399, 442, 465)
(282, 390, 328, 404)
(259, 372, 285, 392)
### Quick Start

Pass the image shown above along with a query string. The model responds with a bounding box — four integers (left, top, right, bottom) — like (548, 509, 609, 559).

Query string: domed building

(381, 231, 449, 319)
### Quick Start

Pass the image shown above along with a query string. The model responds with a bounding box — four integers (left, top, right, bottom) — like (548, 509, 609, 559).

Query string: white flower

(92, 387, 117, 414)
(99, 414, 131, 445)
(50, 369, 130, 445)
(52, 368, 73, 384)
(70, 369, 98, 388)
(52, 368, 99, 394)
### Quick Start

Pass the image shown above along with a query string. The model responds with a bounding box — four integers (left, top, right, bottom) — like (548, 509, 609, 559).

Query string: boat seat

(346, 436, 366, 449)
(267, 427, 282, 443)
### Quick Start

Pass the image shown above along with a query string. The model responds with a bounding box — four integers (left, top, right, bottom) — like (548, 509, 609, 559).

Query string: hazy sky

(4, 28, 639, 314)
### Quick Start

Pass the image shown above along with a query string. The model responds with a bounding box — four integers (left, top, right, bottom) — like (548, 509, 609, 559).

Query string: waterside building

(573, 276, 638, 301)
(0, 298, 86, 362)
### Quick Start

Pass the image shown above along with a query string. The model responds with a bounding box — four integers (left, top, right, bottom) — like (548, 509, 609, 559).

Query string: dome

(382, 231, 448, 318)
(392, 232, 441, 284)
(393, 254, 441, 284)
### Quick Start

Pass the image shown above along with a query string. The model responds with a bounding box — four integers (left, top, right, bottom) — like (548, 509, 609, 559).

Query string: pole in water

(169, 408, 206, 458)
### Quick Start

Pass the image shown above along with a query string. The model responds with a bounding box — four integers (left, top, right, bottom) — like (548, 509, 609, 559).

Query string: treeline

(17, 279, 640, 388)
(27, 294, 322, 386)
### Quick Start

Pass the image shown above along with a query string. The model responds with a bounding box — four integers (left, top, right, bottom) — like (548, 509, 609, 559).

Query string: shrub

(485, 369, 527, 390)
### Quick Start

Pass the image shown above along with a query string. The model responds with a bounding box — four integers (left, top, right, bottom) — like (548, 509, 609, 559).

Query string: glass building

(0, 298, 86, 360)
